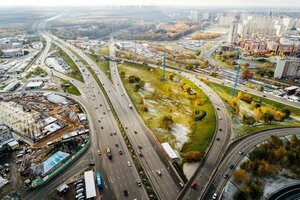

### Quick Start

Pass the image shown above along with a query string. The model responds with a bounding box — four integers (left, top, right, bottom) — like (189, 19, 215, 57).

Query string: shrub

(183, 151, 203, 162)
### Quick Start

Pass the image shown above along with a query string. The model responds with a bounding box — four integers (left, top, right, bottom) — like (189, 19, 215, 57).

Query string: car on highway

(115, 143, 119, 148)
(191, 181, 197, 189)
(229, 164, 235, 169)
(123, 190, 128, 196)
(101, 126, 104, 129)
(136, 179, 142, 187)
(98, 150, 101, 155)
(110, 133, 113, 136)
(212, 192, 218, 199)
(219, 117, 222, 120)
(134, 131, 138, 134)
(127, 161, 131, 167)
(119, 150, 123, 155)
(138, 145, 142, 149)
(139, 153, 143, 157)
(156, 170, 162, 176)
(223, 172, 229, 178)
(217, 107, 220, 110)
(113, 131, 116, 135)
(239, 150, 244, 155)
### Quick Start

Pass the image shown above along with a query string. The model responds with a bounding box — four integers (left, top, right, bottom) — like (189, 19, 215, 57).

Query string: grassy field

(207, 81, 300, 138)
(86, 54, 111, 81)
(26, 67, 47, 78)
(212, 54, 236, 70)
(98, 45, 109, 56)
(51, 48, 84, 82)
(119, 62, 216, 155)
(60, 79, 81, 96)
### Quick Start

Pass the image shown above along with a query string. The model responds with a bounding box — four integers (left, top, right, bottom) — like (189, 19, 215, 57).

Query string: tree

(120, 71, 126, 78)
(233, 169, 250, 183)
(281, 108, 291, 118)
(260, 112, 274, 123)
(241, 69, 253, 79)
(183, 151, 203, 162)
(160, 115, 173, 130)
(290, 134, 300, 148)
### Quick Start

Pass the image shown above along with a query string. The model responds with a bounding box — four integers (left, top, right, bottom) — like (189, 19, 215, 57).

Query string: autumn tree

(241, 68, 253, 79)
(233, 169, 249, 183)
(183, 151, 203, 162)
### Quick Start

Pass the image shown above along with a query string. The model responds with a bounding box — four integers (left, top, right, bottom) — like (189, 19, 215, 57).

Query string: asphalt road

(23, 29, 148, 200)
(203, 127, 300, 200)
(46, 32, 182, 200)
(266, 183, 300, 200)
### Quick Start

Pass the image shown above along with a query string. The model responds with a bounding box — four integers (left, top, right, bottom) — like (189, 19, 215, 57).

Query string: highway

(23, 27, 149, 200)
(203, 127, 300, 200)
(267, 183, 300, 200)
(45, 32, 182, 200)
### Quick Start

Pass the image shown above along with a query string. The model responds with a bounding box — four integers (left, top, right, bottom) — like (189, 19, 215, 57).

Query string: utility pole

(231, 64, 241, 97)
(161, 49, 166, 81)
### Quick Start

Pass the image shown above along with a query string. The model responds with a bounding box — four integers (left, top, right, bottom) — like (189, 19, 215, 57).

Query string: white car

(212, 193, 217, 199)
(127, 161, 131, 167)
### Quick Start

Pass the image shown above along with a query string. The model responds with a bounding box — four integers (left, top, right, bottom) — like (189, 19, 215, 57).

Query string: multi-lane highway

(44, 32, 182, 200)
(203, 127, 300, 200)
(23, 29, 149, 200)
(21, 17, 300, 200)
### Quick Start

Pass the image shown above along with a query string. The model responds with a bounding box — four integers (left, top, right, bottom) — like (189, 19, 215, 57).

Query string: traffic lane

(109, 94, 180, 200)
(47, 38, 147, 199)
(80, 75, 148, 200)
(211, 128, 300, 194)
(54, 36, 183, 197)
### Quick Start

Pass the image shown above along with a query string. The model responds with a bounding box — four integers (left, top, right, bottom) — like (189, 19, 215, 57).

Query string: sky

(0, 0, 299, 7)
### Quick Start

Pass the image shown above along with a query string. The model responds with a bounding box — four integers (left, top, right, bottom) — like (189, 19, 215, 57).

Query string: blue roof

(43, 151, 69, 174)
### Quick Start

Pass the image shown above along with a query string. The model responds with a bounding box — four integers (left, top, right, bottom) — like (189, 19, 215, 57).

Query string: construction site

(0, 92, 90, 198)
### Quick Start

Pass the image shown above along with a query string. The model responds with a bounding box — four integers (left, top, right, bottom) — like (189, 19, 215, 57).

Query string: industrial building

(4, 81, 20, 92)
(274, 59, 300, 80)
(0, 124, 18, 152)
(25, 81, 44, 90)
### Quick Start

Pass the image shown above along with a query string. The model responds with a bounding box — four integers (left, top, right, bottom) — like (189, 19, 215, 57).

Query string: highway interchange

(8, 18, 300, 200)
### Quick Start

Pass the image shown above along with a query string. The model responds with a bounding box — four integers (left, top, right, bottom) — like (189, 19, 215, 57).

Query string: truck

(106, 147, 112, 159)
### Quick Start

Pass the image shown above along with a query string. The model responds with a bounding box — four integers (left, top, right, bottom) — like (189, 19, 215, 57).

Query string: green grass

(86, 53, 111, 81)
(207, 81, 300, 138)
(212, 54, 236, 70)
(119, 62, 216, 155)
(60, 79, 81, 96)
(49, 43, 58, 53)
(98, 45, 109, 56)
(25, 67, 47, 78)
(50, 48, 84, 83)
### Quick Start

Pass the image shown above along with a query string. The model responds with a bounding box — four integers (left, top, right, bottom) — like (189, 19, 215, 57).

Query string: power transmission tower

(161, 49, 166, 81)
(231, 64, 241, 97)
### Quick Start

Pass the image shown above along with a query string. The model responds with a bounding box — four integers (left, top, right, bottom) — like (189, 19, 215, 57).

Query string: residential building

(227, 18, 239, 44)
(274, 59, 300, 80)
(238, 16, 277, 36)
(190, 10, 198, 20)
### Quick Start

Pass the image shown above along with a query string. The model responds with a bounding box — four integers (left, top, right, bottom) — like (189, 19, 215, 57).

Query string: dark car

(119, 150, 123, 155)
(229, 164, 235, 169)
(123, 190, 128, 196)
(223, 172, 229, 178)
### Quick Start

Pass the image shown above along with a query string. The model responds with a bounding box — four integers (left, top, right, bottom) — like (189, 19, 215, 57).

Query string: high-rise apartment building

(227, 18, 238, 44)
(274, 59, 300, 80)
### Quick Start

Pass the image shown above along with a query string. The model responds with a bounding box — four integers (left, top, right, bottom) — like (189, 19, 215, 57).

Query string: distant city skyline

(0, 0, 299, 7)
